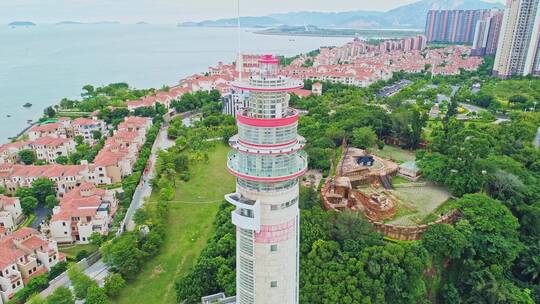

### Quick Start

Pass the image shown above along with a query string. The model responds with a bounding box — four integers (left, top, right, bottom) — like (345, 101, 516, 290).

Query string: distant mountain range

(181, 0, 504, 29)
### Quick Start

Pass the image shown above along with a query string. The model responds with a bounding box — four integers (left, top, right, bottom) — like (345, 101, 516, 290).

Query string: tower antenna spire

(236, 0, 243, 81)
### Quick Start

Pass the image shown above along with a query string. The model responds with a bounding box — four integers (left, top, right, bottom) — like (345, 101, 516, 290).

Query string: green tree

(422, 223, 467, 259)
(74, 135, 84, 145)
(44, 106, 56, 118)
(45, 194, 58, 211)
(89, 232, 105, 247)
(27, 295, 46, 304)
(331, 210, 383, 255)
(104, 272, 126, 297)
(31, 178, 56, 204)
(101, 232, 146, 280)
(133, 207, 150, 226)
(21, 196, 38, 215)
(85, 285, 108, 304)
(92, 130, 102, 140)
(351, 126, 377, 149)
(18, 149, 36, 165)
(55, 155, 68, 165)
(46, 286, 75, 304)
(68, 266, 96, 300)
(47, 261, 68, 281)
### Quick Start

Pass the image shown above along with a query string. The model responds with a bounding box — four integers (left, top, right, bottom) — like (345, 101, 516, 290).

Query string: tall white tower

(226, 55, 307, 304)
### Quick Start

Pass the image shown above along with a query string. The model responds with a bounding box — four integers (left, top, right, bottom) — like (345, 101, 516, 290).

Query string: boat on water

(27, 119, 33, 124)
(6, 115, 11, 118)
(23, 102, 32, 108)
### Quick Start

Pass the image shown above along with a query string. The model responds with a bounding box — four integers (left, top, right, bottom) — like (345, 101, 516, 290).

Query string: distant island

(55, 21, 120, 25)
(8, 21, 36, 27)
(136, 21, 149, 25)
(255, 25, 423, 38)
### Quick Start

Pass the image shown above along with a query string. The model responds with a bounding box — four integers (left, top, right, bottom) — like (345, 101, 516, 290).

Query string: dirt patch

(150, 265, 165, 279)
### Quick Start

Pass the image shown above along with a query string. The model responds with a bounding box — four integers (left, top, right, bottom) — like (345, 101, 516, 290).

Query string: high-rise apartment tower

(225, 55, 307, 304)
(493, 0, 540, 77)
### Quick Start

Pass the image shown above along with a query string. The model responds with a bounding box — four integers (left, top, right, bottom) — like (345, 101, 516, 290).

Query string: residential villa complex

(225, 55, 307, 304)
(0, 228, 63, 304)
(0, 116, 152, 198)
(48, 183, 118, 244)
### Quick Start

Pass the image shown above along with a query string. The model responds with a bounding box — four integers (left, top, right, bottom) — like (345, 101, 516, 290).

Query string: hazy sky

(0, 0, 505, 24)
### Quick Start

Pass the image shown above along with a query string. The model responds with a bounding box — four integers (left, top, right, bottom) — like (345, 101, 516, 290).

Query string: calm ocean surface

(0, 24, 351, 143)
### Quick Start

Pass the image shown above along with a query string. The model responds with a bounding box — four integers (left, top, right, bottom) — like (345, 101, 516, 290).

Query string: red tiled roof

(0, 195, 17, 205)
(72, 117, 97, 126)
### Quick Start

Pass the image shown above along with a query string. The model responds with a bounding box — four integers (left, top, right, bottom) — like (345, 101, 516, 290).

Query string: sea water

(0, 24, 351, 142)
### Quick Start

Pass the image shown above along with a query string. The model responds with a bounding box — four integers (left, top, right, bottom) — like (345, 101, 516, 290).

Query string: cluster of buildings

(0, 115, 152, 301)
(0, 117, 107, 165)
(287, 43, 481, 78)
(471, 10, 504, 56)
(48, 183, 118, 244)
(0, 116, 151, 199)
(0, 227, 63, 303)
(493, 0, 540, 77)
(425, 1, 540, 78)
(425, 9, 502, 45)
(126, 86, 189, 111)
(93, 116, 152, 184)
(0, 93, 158, 302)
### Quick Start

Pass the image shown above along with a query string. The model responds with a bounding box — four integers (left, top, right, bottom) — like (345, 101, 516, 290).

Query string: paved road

(126, 123, 174, 231)
(459, 102, 485, 113)
(39, 259, 109, 298)
(30, 204, 48, 229)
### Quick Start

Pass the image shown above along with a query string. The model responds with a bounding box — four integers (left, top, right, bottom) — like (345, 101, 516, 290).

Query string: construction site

(321, 145, 455, 240)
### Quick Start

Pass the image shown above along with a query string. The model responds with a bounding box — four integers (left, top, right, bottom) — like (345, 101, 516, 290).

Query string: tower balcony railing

(225, 193, 261, 232)
(236, 108, 299, 127)
(231, 78, 303, 92)
(229, 134, 306, 155)
(227, 150, 308, 182)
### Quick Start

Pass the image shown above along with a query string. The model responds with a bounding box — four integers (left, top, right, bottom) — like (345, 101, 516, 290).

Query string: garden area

(370, 144, 416, 164)
(112, 143, 235, 304)
(385, 184, 453, 226)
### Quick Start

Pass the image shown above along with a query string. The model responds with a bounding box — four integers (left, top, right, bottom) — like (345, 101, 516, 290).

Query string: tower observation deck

(226, 55, 307, 304)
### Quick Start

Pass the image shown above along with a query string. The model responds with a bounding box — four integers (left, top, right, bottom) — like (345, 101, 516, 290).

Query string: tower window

(270, 281, 277, 288)
(270, 244, 278, 252)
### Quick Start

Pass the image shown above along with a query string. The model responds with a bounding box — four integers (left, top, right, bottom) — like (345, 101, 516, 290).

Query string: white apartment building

(49, 183, 118, 244)
(0, 228, 62, 304)
(0, 196, 23, 232)
(31, 136, 76, 163)
(72, 117, 107, 144)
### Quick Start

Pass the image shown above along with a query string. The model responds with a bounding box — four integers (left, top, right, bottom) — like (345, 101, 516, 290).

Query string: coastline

(253, 28, 424, 38)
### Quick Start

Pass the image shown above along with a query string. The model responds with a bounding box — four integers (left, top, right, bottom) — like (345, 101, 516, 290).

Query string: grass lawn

(371, 145, 416, 164)
(15, 214, 35, 230)
(112, 143, 235, 304)
(59, 243, 98, 259)
(386, 184, 452, 226)
(419, 198, 460, 224)
(391, 175, 409, 185)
